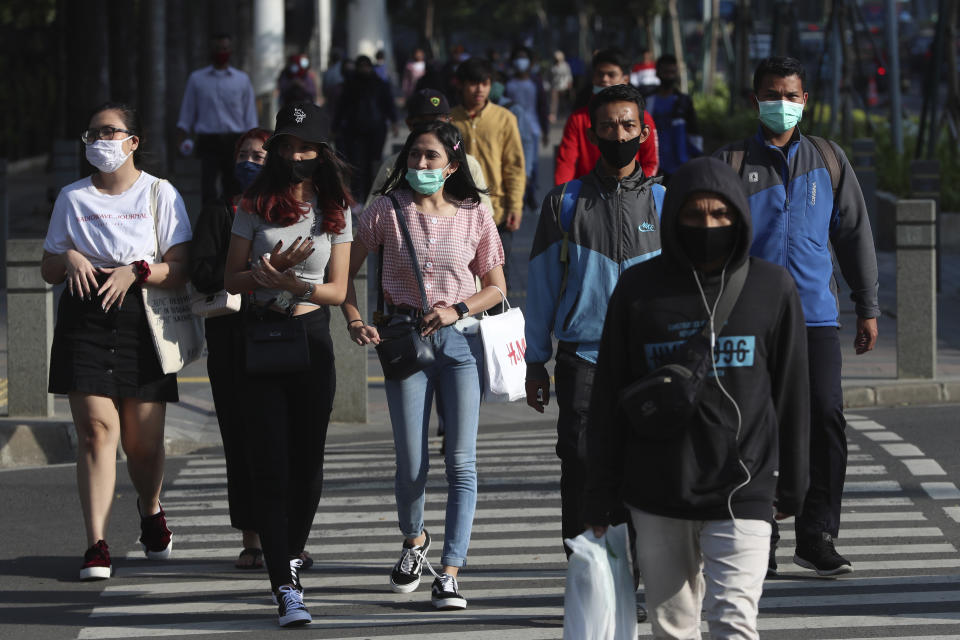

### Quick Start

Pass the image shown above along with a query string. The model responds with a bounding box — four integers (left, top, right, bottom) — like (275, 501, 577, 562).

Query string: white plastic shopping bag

(563, 524, 637, 640)
(478, 288, 527, 402)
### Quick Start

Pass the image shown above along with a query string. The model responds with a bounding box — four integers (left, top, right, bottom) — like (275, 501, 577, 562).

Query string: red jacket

(554, 106, 659, 185)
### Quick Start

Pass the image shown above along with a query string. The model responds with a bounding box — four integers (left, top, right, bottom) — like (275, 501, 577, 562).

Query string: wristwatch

(299, 282, 315, 301)
(453, 302, 470, 319)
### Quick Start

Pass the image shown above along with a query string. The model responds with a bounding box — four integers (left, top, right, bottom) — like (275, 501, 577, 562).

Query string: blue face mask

(757, 100, 805, 134)
(406, 164, 450, 195)
(234, 161, 263, 190)
(513, 57, 531, 72)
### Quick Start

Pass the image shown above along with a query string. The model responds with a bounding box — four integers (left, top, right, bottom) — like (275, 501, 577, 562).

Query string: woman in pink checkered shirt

(342, 121, 506, 610)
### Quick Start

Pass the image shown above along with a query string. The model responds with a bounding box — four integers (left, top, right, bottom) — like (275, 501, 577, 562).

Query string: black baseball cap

(264, 102, 327, 149)
(407, 89, 451, 117)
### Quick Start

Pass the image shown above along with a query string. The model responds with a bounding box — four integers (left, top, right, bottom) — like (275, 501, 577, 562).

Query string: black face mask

(284, 157, 319, 184)
(677, 223, 740, 267)
(596, 135, 641, 169)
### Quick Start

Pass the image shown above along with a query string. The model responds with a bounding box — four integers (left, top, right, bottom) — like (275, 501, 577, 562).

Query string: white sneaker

(276, 585, 311, 627)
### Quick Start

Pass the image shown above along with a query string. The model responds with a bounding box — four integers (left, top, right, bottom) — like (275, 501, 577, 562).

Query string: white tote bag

(562, 524, 637, 640)
(188, 282, 242, 318)
(141, 180, 205, 374)
(478, 287, 527, 402)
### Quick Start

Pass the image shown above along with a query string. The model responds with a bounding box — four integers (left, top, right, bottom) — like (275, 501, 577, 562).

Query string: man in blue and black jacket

(525, 84, 665, 552)
(715, 56, 879, 577)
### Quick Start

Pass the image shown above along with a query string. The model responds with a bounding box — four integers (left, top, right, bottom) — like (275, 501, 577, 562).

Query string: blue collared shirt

(176, 65, 259, 135)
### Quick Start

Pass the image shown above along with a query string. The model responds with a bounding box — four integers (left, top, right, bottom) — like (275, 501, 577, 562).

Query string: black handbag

(244, 312, 310, 376)
(618, 262, 748, 439)
(374, 194, 436, 381)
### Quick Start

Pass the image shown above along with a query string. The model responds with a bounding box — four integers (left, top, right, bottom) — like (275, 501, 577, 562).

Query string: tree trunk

(667, 0, 688, 94)
(140, 0, 167, 175)
(109, 0, 138, 105)
(167, 0, 188, 165)
(708, 0, 719, 93)
(943, 0, 960, 154)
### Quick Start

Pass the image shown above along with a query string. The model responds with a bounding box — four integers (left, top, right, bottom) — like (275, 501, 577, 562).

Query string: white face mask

(85, 137, 133, 173)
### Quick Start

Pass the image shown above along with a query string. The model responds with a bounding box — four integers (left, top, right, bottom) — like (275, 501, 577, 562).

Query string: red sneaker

(138, 501, 173, 560)
(80, 540, 112, 581)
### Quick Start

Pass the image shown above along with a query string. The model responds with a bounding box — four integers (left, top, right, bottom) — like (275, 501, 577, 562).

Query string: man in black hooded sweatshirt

(584, 157, 809, 639)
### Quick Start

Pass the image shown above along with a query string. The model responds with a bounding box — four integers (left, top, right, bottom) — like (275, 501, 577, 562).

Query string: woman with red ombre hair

(223, 103, 352, 627)
(189, 127, 271, 571)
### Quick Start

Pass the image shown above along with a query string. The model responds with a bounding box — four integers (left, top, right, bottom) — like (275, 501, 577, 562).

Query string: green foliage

(691, 82, 758, 153)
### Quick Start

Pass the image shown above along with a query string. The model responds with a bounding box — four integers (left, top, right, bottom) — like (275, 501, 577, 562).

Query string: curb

(843, 380, 960, 409)
(2, 383, 959, 470)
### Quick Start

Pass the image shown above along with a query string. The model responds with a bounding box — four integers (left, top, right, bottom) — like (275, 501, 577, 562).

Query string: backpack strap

(651, 183, 666, 222)
(556, 179, 582, 306)
(726, 139, 749, 177)
(806, 135, 842, 195)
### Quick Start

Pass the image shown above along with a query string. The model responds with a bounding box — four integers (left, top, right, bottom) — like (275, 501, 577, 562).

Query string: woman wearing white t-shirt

(41, 103, 192, 582)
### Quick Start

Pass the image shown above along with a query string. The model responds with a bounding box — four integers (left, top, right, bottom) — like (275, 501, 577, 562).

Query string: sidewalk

(1, 122, 959, 469)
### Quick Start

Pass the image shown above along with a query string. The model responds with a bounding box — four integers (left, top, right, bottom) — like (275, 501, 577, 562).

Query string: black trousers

(205, 312, 255, 531)
(795, 326, 848, 544)
(341, 128, 386, 203)
(554, 350, 595, 555)
(240, 307, 336, 591)
(197, 133, 241, 205)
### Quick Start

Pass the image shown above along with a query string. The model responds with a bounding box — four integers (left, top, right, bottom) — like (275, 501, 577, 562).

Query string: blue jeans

(384, 324, 483, 568)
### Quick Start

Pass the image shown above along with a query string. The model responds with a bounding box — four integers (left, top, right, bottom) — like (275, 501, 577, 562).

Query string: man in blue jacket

(715, 56, 879, 577)
(525, 84, 665, 552)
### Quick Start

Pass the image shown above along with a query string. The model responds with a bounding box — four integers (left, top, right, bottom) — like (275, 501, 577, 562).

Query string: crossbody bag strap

(148, 179, 166, 263)
(387, 193, 430, 314)
(700, 260, 749, 340)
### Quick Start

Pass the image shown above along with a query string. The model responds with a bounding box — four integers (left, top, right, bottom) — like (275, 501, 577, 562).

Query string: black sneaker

(637, 602, 647, 623)
(276, 585, 311, 627)
(390, 530, 431, 593)
(272, 558, 305, 605)
(793, 532, 853, 576)
(431, 573, 467, 610)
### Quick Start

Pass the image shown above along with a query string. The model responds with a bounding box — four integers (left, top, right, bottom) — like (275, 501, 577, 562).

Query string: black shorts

(48, 283, 178, 402)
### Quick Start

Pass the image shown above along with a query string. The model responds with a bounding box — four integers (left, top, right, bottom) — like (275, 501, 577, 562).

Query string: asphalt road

(2, 403, 960, 639)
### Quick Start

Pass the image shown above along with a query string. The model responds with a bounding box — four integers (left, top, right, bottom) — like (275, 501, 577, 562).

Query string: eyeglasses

(81, 126, 134, 144)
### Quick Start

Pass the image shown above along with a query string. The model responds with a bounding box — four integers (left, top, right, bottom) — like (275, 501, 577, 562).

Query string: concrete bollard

(896, 199, 937, 379)
(6, 239, 55, 416)
(0, 159, 7, 288)
(911, 159, 941, 291)
(330, 259, 367, 423)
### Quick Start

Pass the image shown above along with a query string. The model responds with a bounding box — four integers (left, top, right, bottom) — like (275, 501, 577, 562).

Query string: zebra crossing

(74, 413, 960, 638)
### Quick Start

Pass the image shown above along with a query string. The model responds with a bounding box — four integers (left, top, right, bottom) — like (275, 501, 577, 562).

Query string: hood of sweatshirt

(659, 156, 753, 272)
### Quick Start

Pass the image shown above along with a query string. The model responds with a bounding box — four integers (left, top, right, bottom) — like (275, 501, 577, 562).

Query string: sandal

(235, 547, 264, 570)
(297, 550, 314, 570)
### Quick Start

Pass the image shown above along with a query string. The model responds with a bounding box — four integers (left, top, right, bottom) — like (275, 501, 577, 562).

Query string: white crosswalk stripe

(77, 416, 960, 638)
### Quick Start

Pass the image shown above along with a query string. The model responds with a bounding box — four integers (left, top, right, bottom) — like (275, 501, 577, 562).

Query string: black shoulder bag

(618, 262, 749, 440)
(374, 194, 437, 380)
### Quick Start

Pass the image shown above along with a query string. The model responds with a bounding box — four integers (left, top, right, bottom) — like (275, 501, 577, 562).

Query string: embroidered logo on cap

(294, 107, 306, 124)
(430, 97, 441, 107)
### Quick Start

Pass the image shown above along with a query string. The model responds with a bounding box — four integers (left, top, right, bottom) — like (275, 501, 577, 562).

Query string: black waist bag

(375, 314, 436, 380)
(618, 262, 749, 440)
(618, 334, 712, 440)
(245, 315, 310, 376)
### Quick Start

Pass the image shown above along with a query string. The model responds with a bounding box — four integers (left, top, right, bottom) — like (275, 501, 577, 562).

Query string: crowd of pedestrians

(42, 41, 881, 637)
